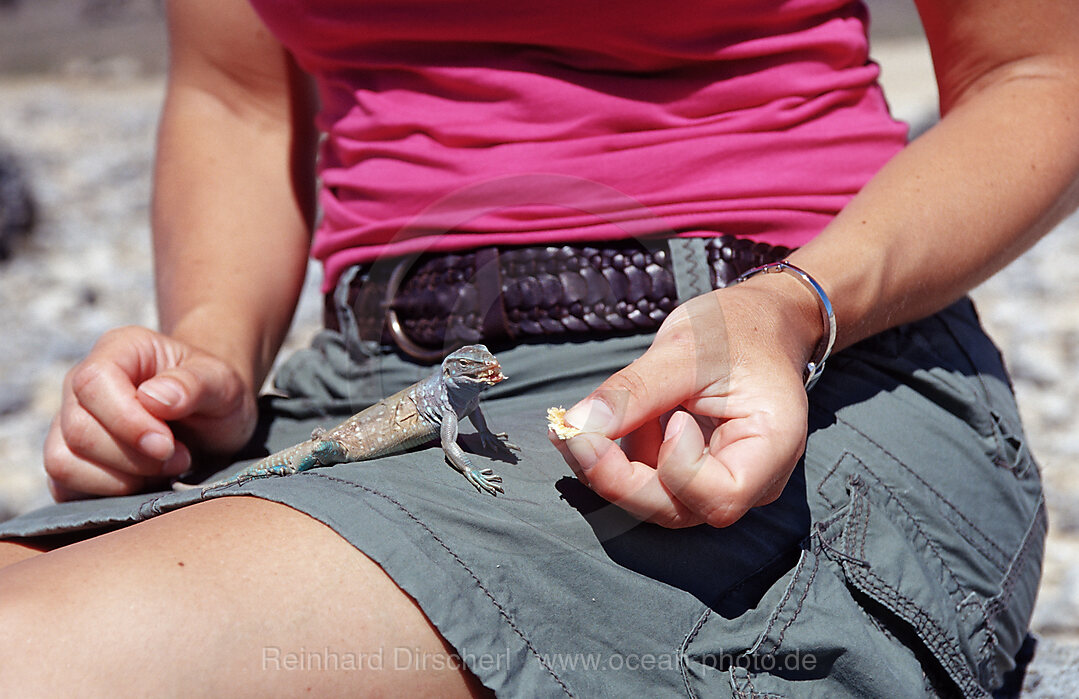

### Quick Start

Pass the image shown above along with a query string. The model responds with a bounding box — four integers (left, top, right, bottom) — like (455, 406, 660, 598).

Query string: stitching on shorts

(730, 671, 746, 698)
(679, 608, 713, 699)
(855, 565, 983, 698)
(851, 469, 1043, 695)
(770, 552, 819, 653)
(976, 500, 1047, 663)
(814, 451, 853, 510)
(741, 673, 786, 699)
(731, 669, 785, 699)
(731, 671, 750, 698)
(314, 473, 575, 697)
(814, 511, 846, 543)
(957, 595, 990, 632)
(844, 484, 983, 697)
(754, 557, 804, 652)
(756, 549, 819, 656)
(849, 461, 964, 598)
(842, 414, 1007, 567)
(854, 477, 868, 562)
(836, 415, 1009, 568)
(957, 597, 986, 614)
(680, 541, 812, 699)
(979, 623, 1000, 679)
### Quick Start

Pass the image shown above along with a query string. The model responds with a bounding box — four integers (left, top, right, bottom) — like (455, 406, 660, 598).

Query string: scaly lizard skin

(177, 345, 513, 495)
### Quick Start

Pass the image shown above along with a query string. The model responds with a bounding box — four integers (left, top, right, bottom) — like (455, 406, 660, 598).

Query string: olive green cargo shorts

(1, 298, 1044, 697)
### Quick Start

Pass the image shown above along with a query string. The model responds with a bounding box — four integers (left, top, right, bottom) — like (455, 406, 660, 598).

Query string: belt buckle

(383, 255, 452, 363)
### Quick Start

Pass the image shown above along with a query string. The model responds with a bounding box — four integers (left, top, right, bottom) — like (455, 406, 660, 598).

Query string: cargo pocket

(681, 473, 1045, 699)
(681, 510, 939, 699)
(823, 474, 1046, 697)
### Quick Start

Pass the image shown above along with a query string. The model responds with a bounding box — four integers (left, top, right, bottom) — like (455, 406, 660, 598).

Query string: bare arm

(155, 0, 318, 390)
(44, 0, 317, 498)
(777, 0, 1079, 351)
(556, 0, 1079, 527)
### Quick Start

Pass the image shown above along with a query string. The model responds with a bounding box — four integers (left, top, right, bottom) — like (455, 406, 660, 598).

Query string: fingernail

(663, 411, 689, 443)
(140, 379, 183, 408)
(566, 433, 601, 473)
(563, 399, 616, 434)
(137, 431, 175, 461)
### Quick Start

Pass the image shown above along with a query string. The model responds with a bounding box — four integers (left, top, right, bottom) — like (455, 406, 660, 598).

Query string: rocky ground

(0, 1, 1076, 693)
(0, 73, 325, 519)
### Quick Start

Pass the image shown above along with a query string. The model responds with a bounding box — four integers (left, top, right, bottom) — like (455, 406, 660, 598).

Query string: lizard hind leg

(271, 439, 346, 477)
(198, 461, 296, 495)
(306, 440, 349, 470)
(233, 461, 297, 486)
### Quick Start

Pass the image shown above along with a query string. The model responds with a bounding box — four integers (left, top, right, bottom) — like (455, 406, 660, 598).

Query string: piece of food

(547, 406, 583, 440)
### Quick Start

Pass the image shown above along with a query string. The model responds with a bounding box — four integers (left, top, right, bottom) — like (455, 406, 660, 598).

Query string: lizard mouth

(479, 365, 507, 384)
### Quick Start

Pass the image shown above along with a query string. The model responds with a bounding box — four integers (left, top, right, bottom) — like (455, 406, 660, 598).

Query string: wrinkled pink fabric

(248, 0, 908, 291)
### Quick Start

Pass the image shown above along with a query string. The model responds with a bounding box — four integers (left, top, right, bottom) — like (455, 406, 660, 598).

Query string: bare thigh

(0, 497, 490, 698)
(0, 540, 46, 567)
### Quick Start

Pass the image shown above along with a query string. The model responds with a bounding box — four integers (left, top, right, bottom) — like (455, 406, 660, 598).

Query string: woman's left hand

(550, 277, 822, 528)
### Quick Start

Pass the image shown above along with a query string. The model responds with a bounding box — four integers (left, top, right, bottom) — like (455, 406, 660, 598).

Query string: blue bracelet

(734, 261, 836, 390)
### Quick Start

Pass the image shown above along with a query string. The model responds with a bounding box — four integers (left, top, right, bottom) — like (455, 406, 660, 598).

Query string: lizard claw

(465, 467, 505, 496)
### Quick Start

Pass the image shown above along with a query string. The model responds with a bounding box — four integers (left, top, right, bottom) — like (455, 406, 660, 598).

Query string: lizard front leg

(441, 410, 504, 495)
(468, 405, 519, 452)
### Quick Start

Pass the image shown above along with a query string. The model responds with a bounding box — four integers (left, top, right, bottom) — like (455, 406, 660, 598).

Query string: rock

(0, 146, 35, 259)
(0, 380, 31, 417)
(1023, 638, 1079, 697)
(81, 0, 140, 23)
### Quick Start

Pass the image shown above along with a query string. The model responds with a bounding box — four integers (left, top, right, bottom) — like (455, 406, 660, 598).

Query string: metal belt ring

(383, 254, 452, 363)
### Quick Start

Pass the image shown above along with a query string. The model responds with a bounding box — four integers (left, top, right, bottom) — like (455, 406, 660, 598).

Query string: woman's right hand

(43, 326, 258, 501)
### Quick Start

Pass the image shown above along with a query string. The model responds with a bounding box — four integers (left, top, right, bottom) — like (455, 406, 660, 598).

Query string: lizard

(174, 344, 514, 496)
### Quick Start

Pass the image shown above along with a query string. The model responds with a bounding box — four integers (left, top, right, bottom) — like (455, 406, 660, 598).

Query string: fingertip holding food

(559, 398, 616, 435)
(546, 406, 583, 440)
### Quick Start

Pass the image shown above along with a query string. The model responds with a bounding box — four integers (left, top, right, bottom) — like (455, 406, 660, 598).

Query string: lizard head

(442, 344, 507, 388)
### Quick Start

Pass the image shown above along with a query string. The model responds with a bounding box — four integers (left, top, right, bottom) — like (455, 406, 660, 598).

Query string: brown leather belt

(324, 235, 791, 362)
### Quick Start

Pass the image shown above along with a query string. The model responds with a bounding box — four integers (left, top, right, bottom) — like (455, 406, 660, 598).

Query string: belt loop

(332, 264, 378, 360)
(668, 236, 712, 302)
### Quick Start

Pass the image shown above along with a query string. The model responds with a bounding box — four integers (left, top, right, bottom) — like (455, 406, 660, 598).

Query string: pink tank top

(248, 0, 908, 291)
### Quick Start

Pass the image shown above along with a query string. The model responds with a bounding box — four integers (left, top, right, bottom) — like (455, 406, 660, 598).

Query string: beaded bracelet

(734, 261, 836, 390)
